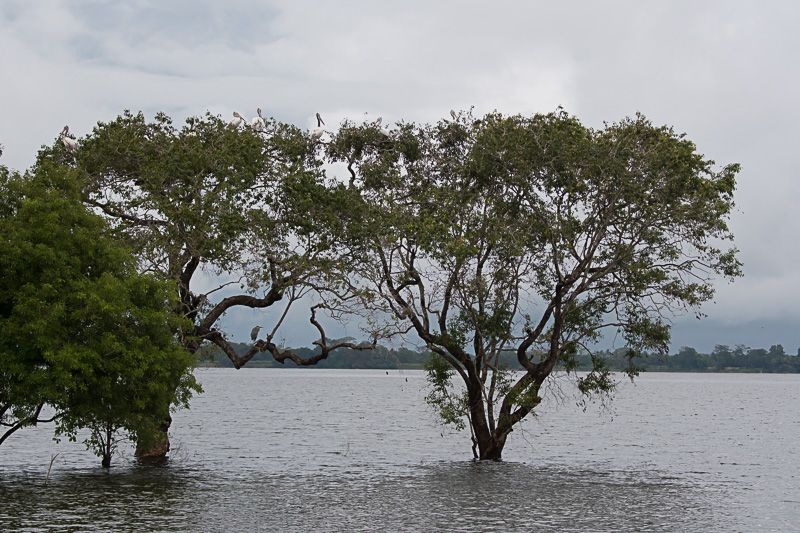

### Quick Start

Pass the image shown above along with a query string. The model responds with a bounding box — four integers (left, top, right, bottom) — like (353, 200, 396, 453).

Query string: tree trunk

(100, 423, 113, 468)
(473, 422, 508, 461)
(134, 414, 171, 463)
(466, 381, 509, 461)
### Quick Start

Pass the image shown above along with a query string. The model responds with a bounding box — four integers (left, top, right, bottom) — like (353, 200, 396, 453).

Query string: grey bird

(251, 325, 263, 342)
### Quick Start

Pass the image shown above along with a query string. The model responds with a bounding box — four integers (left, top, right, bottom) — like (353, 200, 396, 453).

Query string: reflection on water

(1, 370, 798, 532)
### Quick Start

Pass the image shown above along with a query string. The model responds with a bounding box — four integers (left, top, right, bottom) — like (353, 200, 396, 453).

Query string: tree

(711, 344, 735, 370)
(732, 344, 749, 367)
(0, 160, 198, 466)
(670, 347, 706, 370)
(46, 111, 371, 458)
(329, 109, 741, 460)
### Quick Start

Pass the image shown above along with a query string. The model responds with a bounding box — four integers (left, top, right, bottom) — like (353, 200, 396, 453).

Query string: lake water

(1, 370, 798, 531)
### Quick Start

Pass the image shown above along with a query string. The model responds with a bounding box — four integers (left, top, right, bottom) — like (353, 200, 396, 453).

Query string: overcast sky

(1, 1, 798, 353)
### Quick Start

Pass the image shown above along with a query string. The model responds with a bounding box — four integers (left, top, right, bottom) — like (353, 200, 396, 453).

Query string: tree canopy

(58, 111, 369, 369)
(327, 108, 741, 459)
(0, 159, 198, 465)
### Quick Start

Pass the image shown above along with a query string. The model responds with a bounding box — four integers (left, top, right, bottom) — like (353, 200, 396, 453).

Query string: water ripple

(1, 370, 798, 531)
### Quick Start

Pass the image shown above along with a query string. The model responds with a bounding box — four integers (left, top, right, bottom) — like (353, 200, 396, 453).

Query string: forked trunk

(99, 423, 114, 468)
(473, 422, 509, 461)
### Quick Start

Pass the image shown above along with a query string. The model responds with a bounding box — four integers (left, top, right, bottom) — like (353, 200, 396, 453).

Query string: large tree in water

(45, 111, 369, 459)
(328, 109, 741, 460)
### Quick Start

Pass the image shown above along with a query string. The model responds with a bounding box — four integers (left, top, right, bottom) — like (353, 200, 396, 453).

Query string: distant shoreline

(195, 342, 800, 373)
(195, 362, 795, 373)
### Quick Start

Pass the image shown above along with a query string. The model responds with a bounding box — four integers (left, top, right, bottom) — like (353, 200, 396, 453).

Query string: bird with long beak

(311, 112, 325, 142)
(229, 111, 245, 128)
(251, 108, 265, 133)
(375, 117, 390, 137)
(251, 325, 263, 342)
(60, 126, 78, 153)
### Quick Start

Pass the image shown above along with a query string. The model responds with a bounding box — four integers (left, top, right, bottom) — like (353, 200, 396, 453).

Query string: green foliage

(503, 374, 540, 412)
(69, 110, 304, 273)
(576, 356, 616, 395)
(0, 163, 199, 461)
(424, 354, 469, 431)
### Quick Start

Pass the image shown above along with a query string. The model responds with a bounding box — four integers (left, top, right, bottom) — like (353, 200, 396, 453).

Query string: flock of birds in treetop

(58, 109, 464, 154)
(226, 109, 392, 142)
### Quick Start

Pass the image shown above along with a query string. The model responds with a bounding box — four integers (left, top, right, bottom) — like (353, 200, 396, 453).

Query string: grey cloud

(2, 0, 799, 351)
(67, 1, 281, 53)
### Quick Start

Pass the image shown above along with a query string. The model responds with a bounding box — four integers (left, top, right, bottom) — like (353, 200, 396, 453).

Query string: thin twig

(45, 453, 59, 486)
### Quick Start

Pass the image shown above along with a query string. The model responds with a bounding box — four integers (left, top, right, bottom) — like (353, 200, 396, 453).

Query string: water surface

(1, 370, 798, 531)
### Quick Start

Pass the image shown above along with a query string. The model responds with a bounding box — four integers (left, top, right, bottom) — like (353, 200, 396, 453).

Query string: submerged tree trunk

(473, 424, 507, 461)
(479, 440, 506, 461)
(134, 414, 171, 463)
(99, 422, 114, 468)
(472, 415, 512, 460)
(466, 368, 545, 461)
(466, 381, 510, 461)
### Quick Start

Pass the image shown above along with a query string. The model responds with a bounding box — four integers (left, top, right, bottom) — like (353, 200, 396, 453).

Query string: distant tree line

(197, 340, 430, 369)
(199, 342, 800, 373)
(605, 344, 800, 373)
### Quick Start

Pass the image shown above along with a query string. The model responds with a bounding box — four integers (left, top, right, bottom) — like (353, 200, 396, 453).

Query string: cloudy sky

(1, 1, 798, 353)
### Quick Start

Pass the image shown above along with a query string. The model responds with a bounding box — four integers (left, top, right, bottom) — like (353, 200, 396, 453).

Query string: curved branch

(199, 288, 284, 331)
(266, 305, 376, 365)
(0, 405, 65, 446)
(85, 199, 169, 228)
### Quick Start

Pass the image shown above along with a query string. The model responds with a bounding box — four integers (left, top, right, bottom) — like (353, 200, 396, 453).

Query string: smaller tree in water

(0, 160, 198, 466)
(329, 109, 741, 460)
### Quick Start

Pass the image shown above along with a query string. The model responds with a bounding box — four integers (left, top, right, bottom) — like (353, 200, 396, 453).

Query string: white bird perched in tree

(251, 325, 263, 342)
(60, 126, 78, 152)
(450, 109, 458, 121)
(229, 111, 245, 128)
(251, 108, 265, 133)
(373, 117, 391, 136)
(311, 112, 325, 142)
